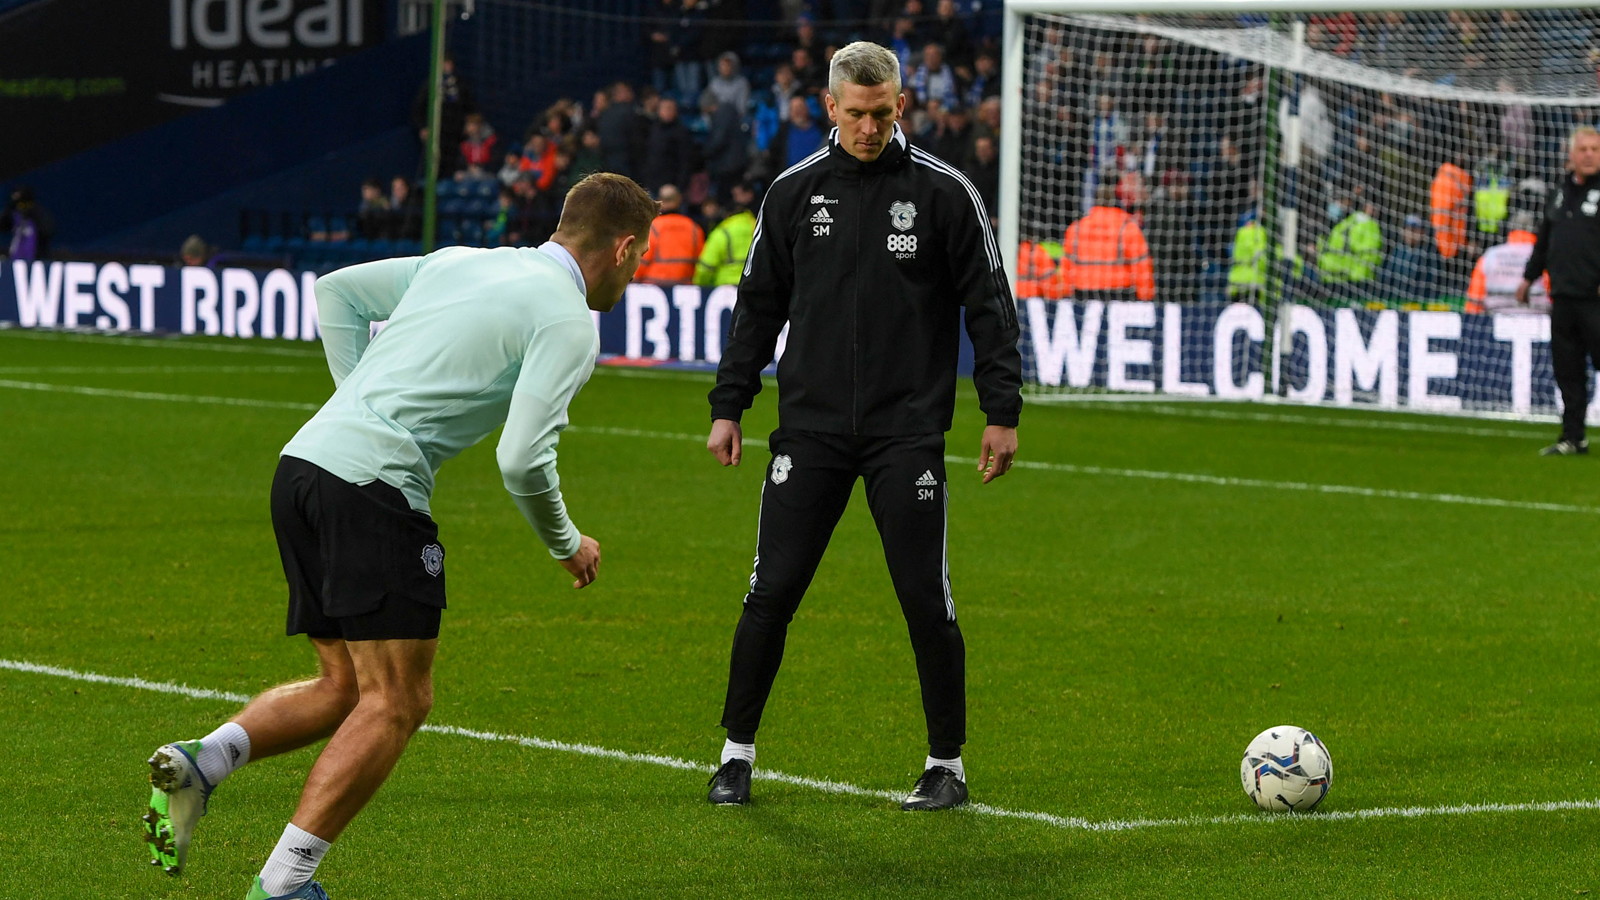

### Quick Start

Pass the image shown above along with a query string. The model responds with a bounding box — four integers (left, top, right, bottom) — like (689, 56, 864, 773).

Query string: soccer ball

(1240, 725, 1332, 812)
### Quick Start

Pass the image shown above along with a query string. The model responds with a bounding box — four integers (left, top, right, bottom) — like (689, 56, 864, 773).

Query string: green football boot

(143, 740, 215, 875)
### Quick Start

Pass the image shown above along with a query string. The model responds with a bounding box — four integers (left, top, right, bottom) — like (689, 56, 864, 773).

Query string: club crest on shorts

(770, 454, 793, 485)
(421, 543, 444, 577)
(889, 200, 917, 232)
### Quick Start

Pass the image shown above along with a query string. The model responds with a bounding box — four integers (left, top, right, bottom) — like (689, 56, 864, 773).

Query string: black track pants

(719, 429, 966, 759)
(1551, 297, 1600, 440)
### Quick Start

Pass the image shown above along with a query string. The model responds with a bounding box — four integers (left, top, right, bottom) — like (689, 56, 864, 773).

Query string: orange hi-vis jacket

(1059, 205, 1155, 300)
(1015, 241, 1060, 299)
(635, 212, 705, 284)
(1430, 162, 1471, 260)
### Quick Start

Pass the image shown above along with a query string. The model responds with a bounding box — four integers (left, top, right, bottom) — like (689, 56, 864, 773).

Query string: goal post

(999, 0, 1600, 418)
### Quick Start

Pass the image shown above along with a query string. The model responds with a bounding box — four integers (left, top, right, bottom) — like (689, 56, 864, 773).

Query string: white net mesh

(1012, 8, 1600, 416)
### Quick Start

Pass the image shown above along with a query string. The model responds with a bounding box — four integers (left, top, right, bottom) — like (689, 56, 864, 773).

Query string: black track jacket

(1524, 171, 1600, 300)
(709, 125, 1023, 436)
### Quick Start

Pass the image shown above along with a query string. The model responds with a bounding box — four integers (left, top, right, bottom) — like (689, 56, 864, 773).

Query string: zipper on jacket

(851, 175, 864, 434)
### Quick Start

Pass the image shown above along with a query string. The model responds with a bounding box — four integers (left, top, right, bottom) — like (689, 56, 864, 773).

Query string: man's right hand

(1515, 279, 1532, 306)
(559, 534, 601, 589)
(708, 418, 743, 467)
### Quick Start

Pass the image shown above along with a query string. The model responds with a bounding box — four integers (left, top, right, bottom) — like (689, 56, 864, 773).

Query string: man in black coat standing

(703, 41, 1021, 813)
(1518, 126, 1600, 456)
(641, 96, 701, 195)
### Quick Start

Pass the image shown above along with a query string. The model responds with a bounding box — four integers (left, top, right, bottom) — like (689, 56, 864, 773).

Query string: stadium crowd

(314, 3, 1599, 310)
(1017, 12, 1600, 308)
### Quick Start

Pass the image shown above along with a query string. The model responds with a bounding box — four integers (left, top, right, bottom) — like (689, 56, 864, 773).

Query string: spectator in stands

(519, 133, 559, 192)
(1383, 214, 1442, 303)
(498, 152, 524, 187)
(1149, 170, 1199, 301)
(909, 43, 960, 110)
(886, 16, 921, 73)
(597, 81, 644, 177)
(696, 195, 723, 233)
(704, 51, 751, 116)
(648, 0, 679, 96)
(456, 113, 498, 180)
(770, 95, 825, 173)
(486, 186, 515, 246)
(973, 95, 1001, 147)
(179, 235, 213, 267)
(792, 14, 821, 58)
(1060, 183, 1156, 301)
(702, 92, 751, 201)
(964, 52, 999, 109)
(570, 128, 606, 182)
(357, 178, 390, 240)
(411, 55, 474, 177)
(667, 0, 708, 102)
(791, 46, 824, 96)
(388, 176, 421, 241)
(641, 96, 700, 193)
(696, 180, 758, 287)
(548, 147, 576, 198)
(636, 184, 705, 284)
(930, 0, 974, 71)
(1498, 78, 1534, 173)
(1085, 93, 1128, 214)
(966, 135, 999, 222)
(1316, 191, 1383, 287)
(1467, 209, 1547, 313)
(770, 64, 800, 120)
(929, 104, 973, 166)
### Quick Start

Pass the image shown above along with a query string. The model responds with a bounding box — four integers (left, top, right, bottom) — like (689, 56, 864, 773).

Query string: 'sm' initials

(917, 489, 934, 501)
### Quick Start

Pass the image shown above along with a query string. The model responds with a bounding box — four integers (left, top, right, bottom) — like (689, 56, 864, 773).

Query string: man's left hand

(978, 426, 1017, 484)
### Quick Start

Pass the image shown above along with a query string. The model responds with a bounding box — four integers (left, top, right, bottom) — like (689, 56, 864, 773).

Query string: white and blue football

(1240, 725, 1333, 812)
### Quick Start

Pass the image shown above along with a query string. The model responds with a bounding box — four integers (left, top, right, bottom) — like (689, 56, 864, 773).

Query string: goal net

(1001, 2, 1600, 417)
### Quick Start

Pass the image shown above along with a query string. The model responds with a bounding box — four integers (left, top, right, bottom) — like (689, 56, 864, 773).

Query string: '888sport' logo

(886, 233, 918, 258)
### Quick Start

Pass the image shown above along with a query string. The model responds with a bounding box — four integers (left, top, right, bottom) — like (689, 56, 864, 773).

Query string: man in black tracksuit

(1519, 127, 1600, 455)
(703, 41, 1022, 812)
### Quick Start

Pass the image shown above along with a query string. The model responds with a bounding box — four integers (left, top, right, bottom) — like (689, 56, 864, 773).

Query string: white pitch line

(0, 328, 326, 358)
(0, 379, 319, 411)
(1077, 403, 1550, 440)
(4, 657, 1597, 832)
(560, 426, 1600, 516)
(0, 365, 317, 375)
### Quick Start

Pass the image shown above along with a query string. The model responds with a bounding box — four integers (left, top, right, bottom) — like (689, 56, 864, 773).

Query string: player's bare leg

(233, 638, 362, 758)
(290, 637, 436, 839)
(245, 637, 436, 899)
(144, 638, 360, 876)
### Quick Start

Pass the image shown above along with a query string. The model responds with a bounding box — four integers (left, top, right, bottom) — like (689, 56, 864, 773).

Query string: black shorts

(270, 455, 446, 642)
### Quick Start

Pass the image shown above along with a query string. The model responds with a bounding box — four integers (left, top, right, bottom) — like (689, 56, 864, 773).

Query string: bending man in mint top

(138, 174, 659, 900)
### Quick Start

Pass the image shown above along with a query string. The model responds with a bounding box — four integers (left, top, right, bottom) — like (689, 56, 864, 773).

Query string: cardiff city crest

(421, 543, 444, 577)
(889, 200, 917, 232)
(770, 454, 793, 485)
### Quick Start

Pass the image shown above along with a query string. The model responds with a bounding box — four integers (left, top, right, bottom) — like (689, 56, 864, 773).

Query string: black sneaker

(1540, 438, 1589, 456)
(707, 759, 752, 805)
(900, 766, 968, 811)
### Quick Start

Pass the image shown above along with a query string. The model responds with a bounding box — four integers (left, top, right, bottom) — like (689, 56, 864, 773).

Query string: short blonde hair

(1572, 125, 1600, 153)
(829, 41, 901, 98)
(554, 173, 658, 253)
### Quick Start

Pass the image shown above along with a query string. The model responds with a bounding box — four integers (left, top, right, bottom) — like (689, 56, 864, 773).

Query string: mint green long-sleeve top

(281, 242, 598, 558)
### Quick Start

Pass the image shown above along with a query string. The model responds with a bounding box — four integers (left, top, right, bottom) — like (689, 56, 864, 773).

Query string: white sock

(258, 824, 330, 897)
(927, 755, 965, 782)
(721, 739, 756, 766)
(195, 722, 251, 787)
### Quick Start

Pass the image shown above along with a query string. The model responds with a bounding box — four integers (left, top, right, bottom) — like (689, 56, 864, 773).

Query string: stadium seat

(241, 235, 267, 252)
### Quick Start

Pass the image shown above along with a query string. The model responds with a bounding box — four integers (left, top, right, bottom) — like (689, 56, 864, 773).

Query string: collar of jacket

(1571, 171, 1600, 190)
(827, 124, 909, 177)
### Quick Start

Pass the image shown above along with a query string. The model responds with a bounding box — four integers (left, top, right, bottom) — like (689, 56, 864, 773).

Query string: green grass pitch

(4, 326, 1600, 898)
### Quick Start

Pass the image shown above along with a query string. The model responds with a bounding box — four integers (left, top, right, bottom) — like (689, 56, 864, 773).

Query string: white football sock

(195, 722, 251, 786)
(927, 755, 965, 782)
(258, 823, 330, 897)
(721, 739, 756, 766)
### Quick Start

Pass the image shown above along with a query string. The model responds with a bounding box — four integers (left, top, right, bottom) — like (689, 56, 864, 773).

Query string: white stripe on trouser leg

(941, 483, 955, 621)
(744, 481, 765, 603)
